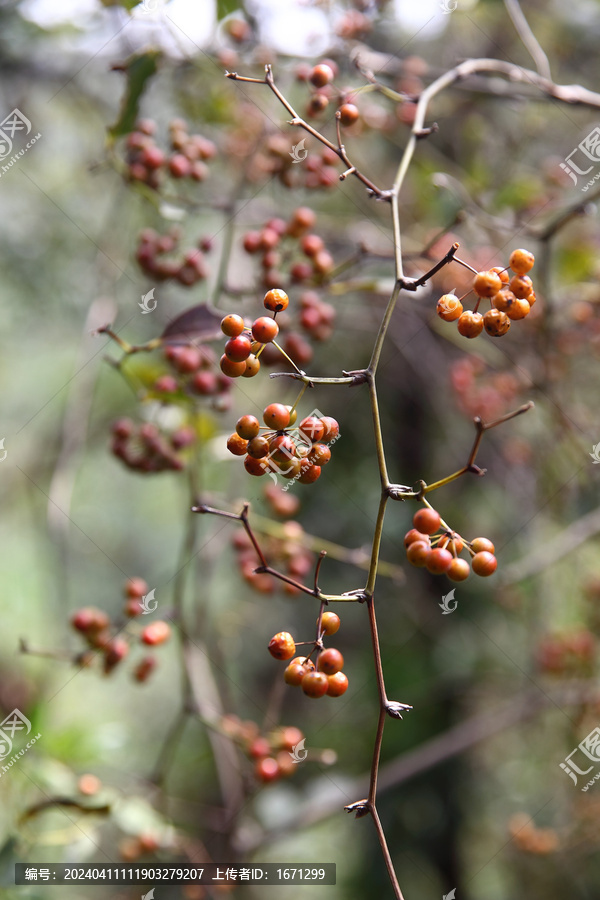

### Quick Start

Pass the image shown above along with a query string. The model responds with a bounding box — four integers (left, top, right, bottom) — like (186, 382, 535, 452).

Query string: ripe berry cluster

(162, 342, 233, 412)
(268, 614, 349, 699)
(405, 507, 498, 581)
(232, 522, 312, 595)
(220, 716, 306, 784)
(70, 578, 170, 681)
(242, 208, 335, 288)
(228, 406, 339, 485)
(219, 290, 285, 378)
(111, 419, 188, 474)
(124, 118, 216, 189)
(436, 249, 536, 339)
(136, 226, 211, 285)
(297, 61, 361, 128)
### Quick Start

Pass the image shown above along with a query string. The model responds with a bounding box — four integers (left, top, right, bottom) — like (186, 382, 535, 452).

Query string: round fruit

(309, 443, 331, 465)
(227, 433, 248, 456)
(471, 537, 495, 554)
(320, 611, 340, 635)
(404, 528, 428, 548)
(221, 314, 245, 337)
(509, 248, 535, 275)
(327, 672, 349, 697)
(224, 335, 252, 362)
(252, 317, 279, 343)
(490, 266, 510, 284)
(473, 270, 503, 297)
(286, 406, 298, 426)
(483, 309, 510, 337)
(457, 310, 484, 338)
(471, 551, 498, 576)
(264, 288, 289, 312)
(220, 354, 246, 377)
(320, 417, 340, 442)
(447, 558, 470, 582)
(284, 663, 308, 686)
(269, 434, 296, 465)
(426, 548, 453, 575)
(248, 736, 271, 759)
(244, 455, 267, 476)
(492, 290, 515, 313)
(413, 507, 441, 535)
(301, 670, 329, 698)
(247, 436, 270, 459)
(141, 621, 171, 645)
(236, 415, 260, 440)
(125, 577, 148, 599)
(299, 416, 325, 443)
(317, 648, 344, 675)
(263, 403, 291, 430)
(407, 540, 431, 567)
(255, 757, 280, 782)
(436, 293, 463, 322)
(298, 461, 321, 484)
(310, 64, 334, 87)
(338, 103, 359, 126)
(268, 632, 296, 660)
(509, 275, 533, 299)
(506, 297, 530, 320)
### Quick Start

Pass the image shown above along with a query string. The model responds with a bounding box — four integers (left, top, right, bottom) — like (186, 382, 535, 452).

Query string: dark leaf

(161, 303, 223, 345)
(108, 50, 161, 139)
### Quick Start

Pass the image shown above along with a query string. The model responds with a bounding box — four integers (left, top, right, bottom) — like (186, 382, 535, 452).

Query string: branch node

(344, 799, 371, 818)
(386, 701, 413, 720)
(415, 123, 439, 139)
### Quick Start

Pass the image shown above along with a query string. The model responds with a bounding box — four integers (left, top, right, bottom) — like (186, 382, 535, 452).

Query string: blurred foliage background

(1, 0, 600, 897)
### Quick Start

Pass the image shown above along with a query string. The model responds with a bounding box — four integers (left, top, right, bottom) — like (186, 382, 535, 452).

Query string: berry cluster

(162, 343, 233, 411)
(232, 523, 312, 595)
(70, 578, 171, 681)
(242, 209, 335, 288)
(221, 716, 307, 784)
(136, 226, 211, 285)
(124, 118, 216, 189)
(405, 507, 498, 581)
(296, 61, 361, 128)
(268, 614, 349, 698)
(219, 291, 285, 379)
(111, 419, 187, 474)
(228, 407, 339, 485)
(436, 249, 537, 339)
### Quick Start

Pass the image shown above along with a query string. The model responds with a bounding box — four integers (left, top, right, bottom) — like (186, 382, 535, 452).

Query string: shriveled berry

(220, 314, 245, 337)
(413, 507, 441, 535)
(457, 311, 484, 338)
(236, 415, 260, 440)
(317, 648, 344, 675)
(326, 671, 349, 697)
(471, 551, 498, 576)
(301, 670, 329, 697)
(268, 631, 296, 660)
(483, 309, 510, 337)
(264, 288, 289, 312)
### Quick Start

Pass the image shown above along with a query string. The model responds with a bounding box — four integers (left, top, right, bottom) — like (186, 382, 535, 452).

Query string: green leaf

(100, 0, 141, 10)
(217, 0, 241, 19)
(108, 50, 162, 140)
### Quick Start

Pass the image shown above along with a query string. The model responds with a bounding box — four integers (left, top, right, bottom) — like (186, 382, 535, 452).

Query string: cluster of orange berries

(268, 614, 349, 699)
(111, 419, 189, 474)
(219, 289, 288, 379)
(295, 60, 361, 127)
(136, 226, 211, 285)
(436, 249, 537, 339)
(227, 406, 339, 485)
(405, 507, 498, 581)
(232, 522, 312, 595)
(221, 716, 308, 784)
(242, 208, 335, 288)
(70, 578, 170, 680)
(125, 118, 216, 190)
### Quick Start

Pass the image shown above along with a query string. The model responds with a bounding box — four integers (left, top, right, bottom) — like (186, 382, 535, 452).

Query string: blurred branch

(504, 0, 551, 80)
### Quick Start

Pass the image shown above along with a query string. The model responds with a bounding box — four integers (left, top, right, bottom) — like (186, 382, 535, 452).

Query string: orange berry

(242, 354, 261, 377)
(244, 455, 267, 476)
(320, 611, 341, 635)
(220, 354, 246, 377)
(509, 274, 533, 299)
(492, 290, 515, 313)
(317, 648, 344, 675)
(327, 671, 349, 696)
(404, 528, 428, 547)
(227, 433, 248, 456)
(471, 537, 495, 554)
(509, 248, 535, 275)
(236, 415, 260, 440)
(263, 403, 290, 430)
(413, 507, 441, 535)
(471, 551, 497, 576)
(473, 270, 503, 297)
(406, 540, 431, 567)
(426, 548, 453, 575)
(506, 297, 531, 320)
(310, 64, 334, 87)
(338, 103, 359, 126)
(436, 293, 463, 322)
(141, 621, 171, 645)
(301, 670, 329, 697)
(447, 558, 470, 581)
(268, 631, 296, 660)
(483, 309, 510, 337)
(252, 316, 279, 343)
(264, 288, 289, 312)
(490, 266, 510, 284)
(457, 310, 484, 338)
(220, 314, 245, 337)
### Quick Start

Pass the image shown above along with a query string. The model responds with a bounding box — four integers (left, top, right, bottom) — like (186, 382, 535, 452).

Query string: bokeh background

(1, 0, 600, 897)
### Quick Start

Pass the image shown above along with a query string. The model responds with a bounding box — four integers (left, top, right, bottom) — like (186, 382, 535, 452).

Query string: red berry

(134, 655, 158, 683)
(268, 632, 296, 660)
(255, 756, 280, 782)
(317, 648, 344, 675)
(471, 551, 498, 577)
(220, 354, 246, 378)
(224, 335, 252, 362)
(404, 528, 428, 548)
(326, 671, 349, 697)
(413, 508, 441, 535)
(338, 103, 359, 126)
(263, 403, 290, 430)
(320, 612, 340, 635)
(301, 234, 325, 258)
(426, 548, 453, 575)
(447, 558, 470, 582)
(301, 670, 329, 698)
(320, 417, 339, 442)
(310, 64, 334, 87)
(243, 231, 261, 253)
(227, 433, 248, 456)
(298, 461, 321, 484)
(236, 415, 260, 440)
(169, 153, 191, 178)
(308, 443, 331, 466)
(191, 371, 218, 395)
(247, 436, 270, 459)
(252, 317, 279, 344)
(103, 637, 129, 674)
(141, 621, 171, 646)
(244, 455, 267, 476)
(221, 314, 245, 337)
(299, 416, 325, 443)
(125, 577, 148, 599)
(264, 289, 289, 312)
(406, 540, 431, 567)
(248, 736, 271, 759)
